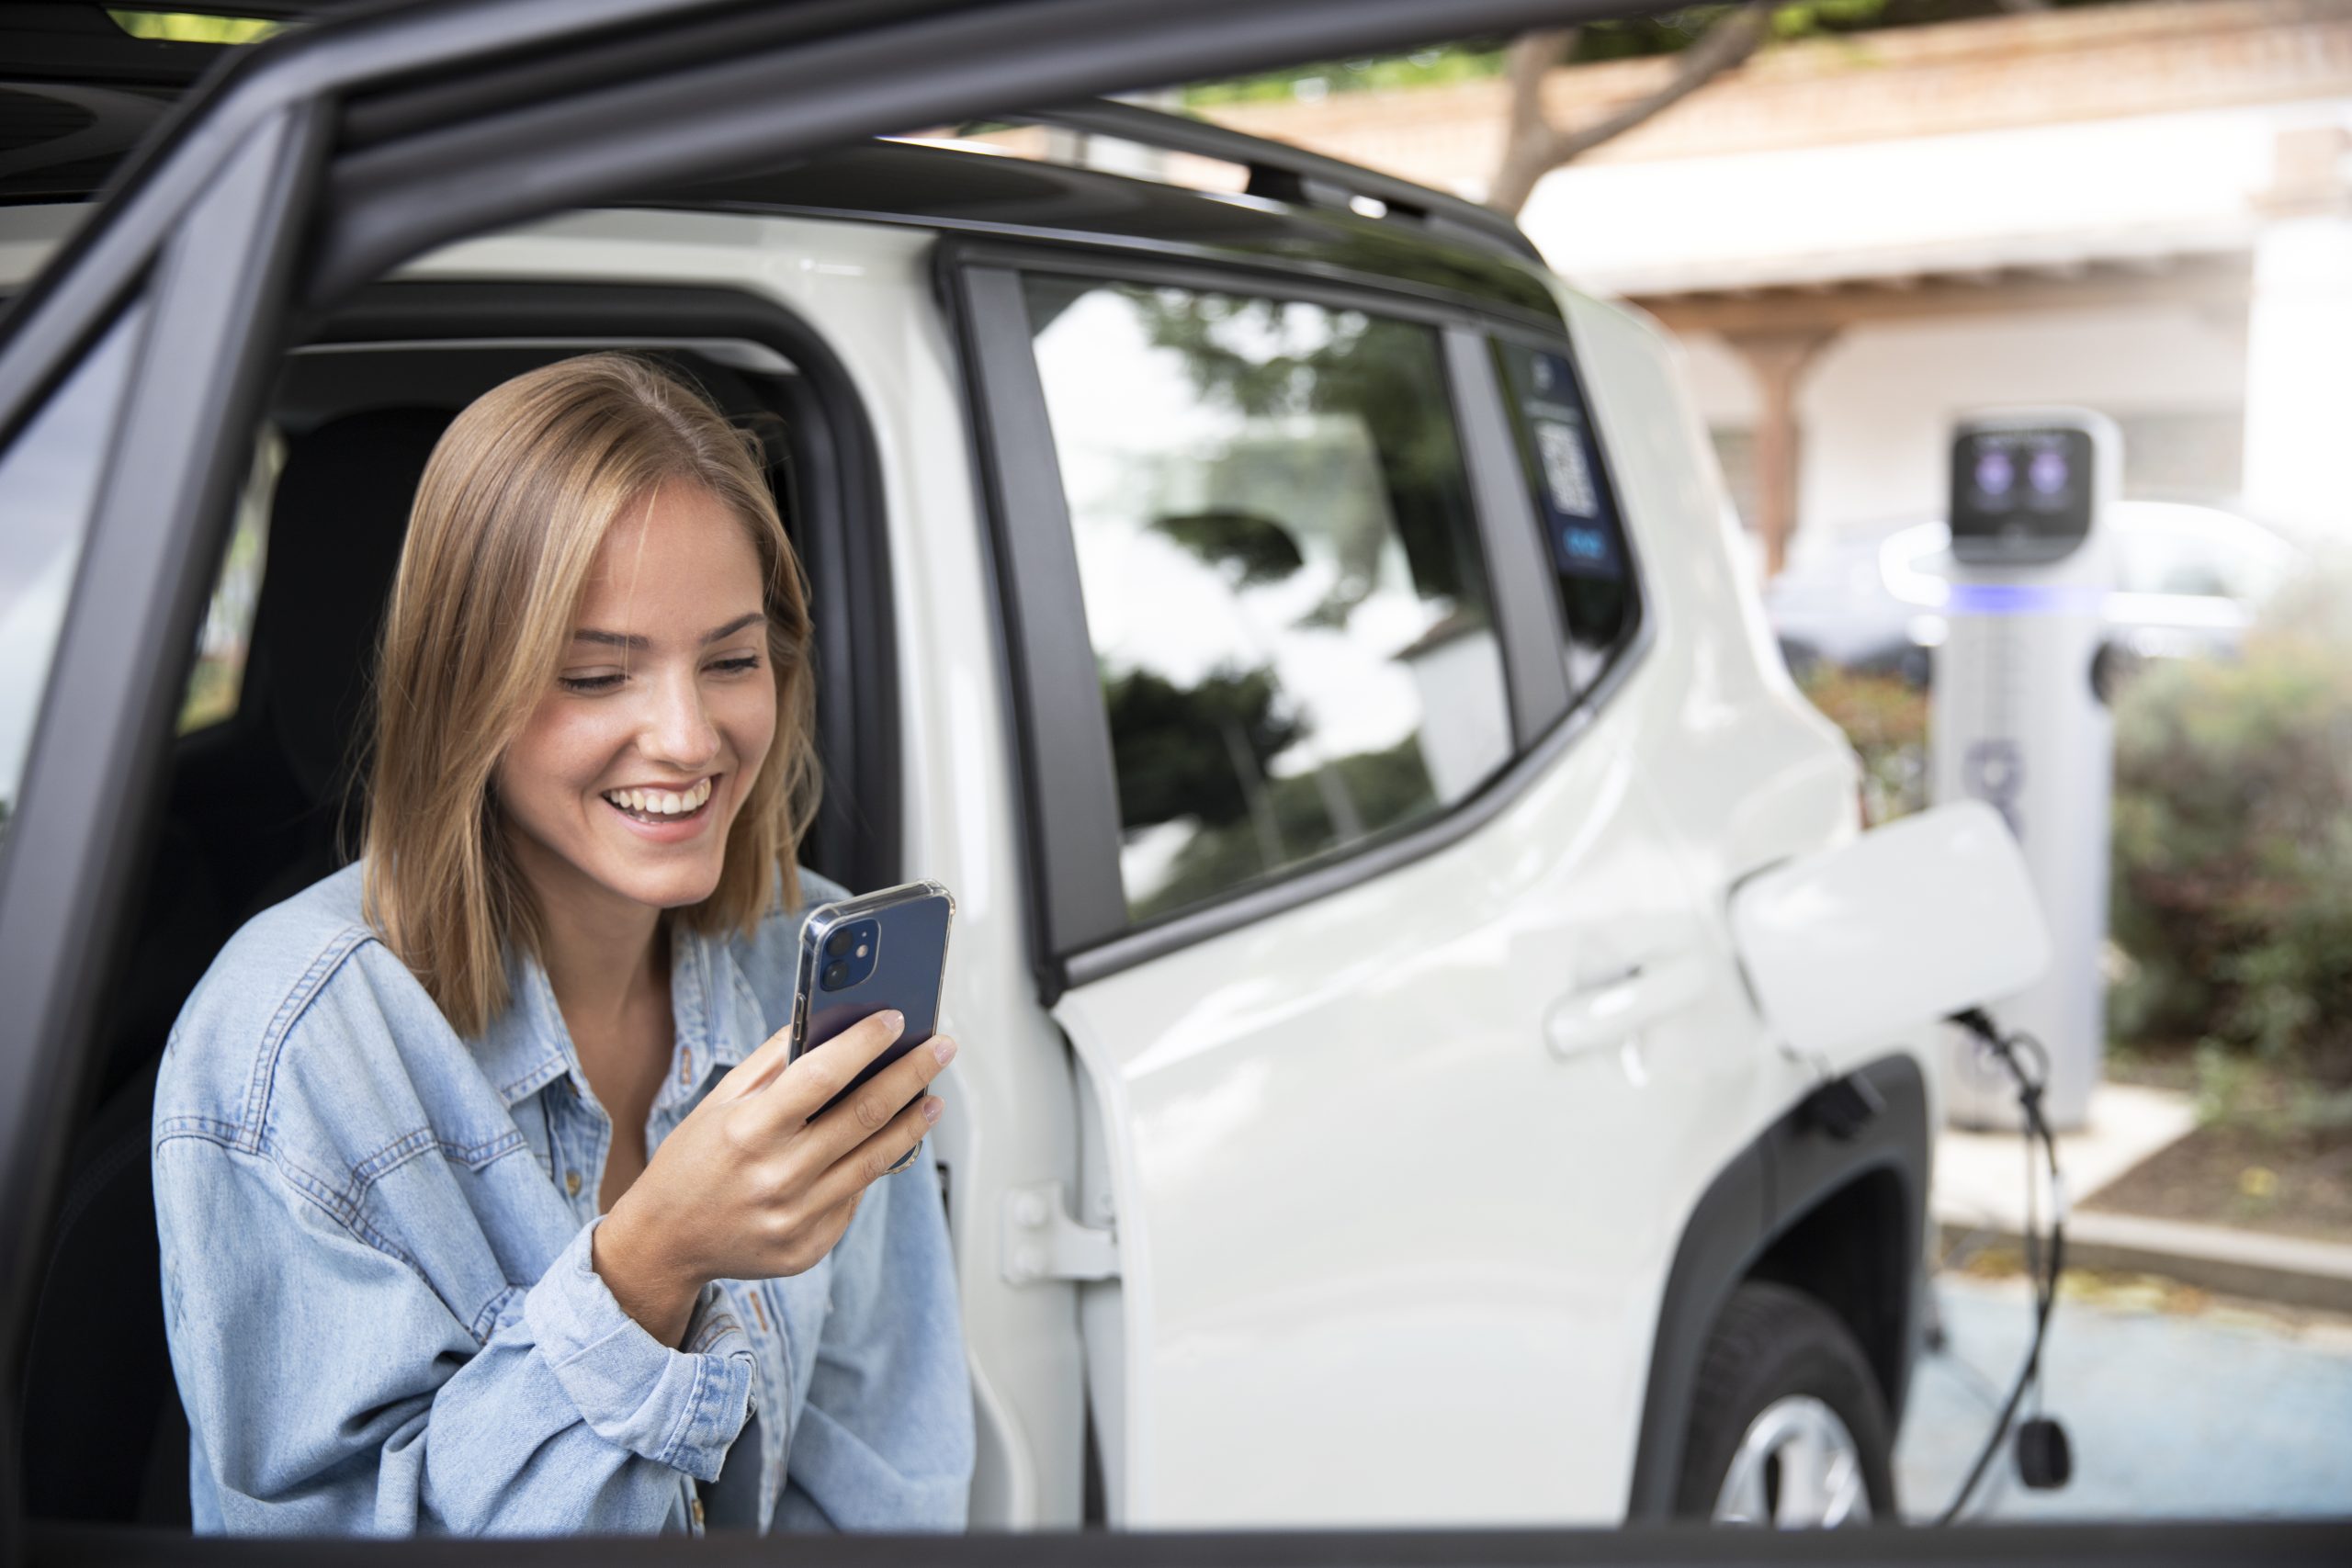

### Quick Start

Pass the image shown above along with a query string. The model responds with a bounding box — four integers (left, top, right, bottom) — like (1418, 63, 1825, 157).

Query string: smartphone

(787, 879, 956, 1116)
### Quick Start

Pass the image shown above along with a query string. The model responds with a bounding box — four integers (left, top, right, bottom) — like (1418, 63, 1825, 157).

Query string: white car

(0, 5, 1977, 1544)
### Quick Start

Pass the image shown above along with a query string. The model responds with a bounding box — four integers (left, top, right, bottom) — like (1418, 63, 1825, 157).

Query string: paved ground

(1896, 1270, 2352, 1521)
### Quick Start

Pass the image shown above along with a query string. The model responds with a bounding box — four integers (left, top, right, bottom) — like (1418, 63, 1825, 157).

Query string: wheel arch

(1623, 1052, 1930, 1521)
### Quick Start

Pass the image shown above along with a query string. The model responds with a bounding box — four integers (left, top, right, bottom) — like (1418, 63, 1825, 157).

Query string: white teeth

(605, 778, 713, 818)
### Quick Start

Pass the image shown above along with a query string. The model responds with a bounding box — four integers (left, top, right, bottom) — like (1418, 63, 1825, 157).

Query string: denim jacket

(151, 861, 974, 1536)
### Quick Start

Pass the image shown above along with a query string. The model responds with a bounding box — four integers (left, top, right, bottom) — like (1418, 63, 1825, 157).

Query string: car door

(953, 246, 1727, 1527)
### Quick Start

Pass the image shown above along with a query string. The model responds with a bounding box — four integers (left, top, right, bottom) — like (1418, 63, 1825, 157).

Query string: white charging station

(1930, 410, 2120, 1132)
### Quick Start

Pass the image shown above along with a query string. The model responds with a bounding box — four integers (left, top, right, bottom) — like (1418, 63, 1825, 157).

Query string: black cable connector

(1937, 1008, 2073, 1524)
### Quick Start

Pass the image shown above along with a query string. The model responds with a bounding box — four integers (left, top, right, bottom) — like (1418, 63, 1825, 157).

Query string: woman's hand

(593, 1010, 954, 1347)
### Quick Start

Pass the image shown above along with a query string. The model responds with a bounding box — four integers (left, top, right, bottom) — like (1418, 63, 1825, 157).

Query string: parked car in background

(1768, 502, 2305, 687)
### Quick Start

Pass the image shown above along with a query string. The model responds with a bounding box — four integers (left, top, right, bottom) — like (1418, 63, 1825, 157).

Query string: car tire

(1674, 1281, 1896, 1527)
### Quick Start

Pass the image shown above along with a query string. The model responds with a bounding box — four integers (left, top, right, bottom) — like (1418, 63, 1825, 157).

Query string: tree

(1486, 4, 1775, 217)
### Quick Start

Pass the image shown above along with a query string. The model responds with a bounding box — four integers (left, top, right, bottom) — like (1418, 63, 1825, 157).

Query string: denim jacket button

(564, 1170, 582, 1196)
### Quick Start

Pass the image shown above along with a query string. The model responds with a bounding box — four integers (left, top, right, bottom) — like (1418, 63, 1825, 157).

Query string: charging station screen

(1950, 426, 2094, 564)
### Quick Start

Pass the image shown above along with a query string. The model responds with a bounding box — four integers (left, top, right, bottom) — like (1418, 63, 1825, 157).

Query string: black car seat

(234, 406, 450, 915)
(17, 407, 447, 1525)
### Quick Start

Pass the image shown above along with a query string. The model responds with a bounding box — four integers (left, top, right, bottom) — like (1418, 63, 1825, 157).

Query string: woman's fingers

(803, 1031, 956, 1164)
(804, 1092, 943, 1214)
(737, 1010, 913, 1136)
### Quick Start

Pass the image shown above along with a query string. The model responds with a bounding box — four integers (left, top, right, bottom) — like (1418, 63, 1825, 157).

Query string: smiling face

(493, 481, 778, 926)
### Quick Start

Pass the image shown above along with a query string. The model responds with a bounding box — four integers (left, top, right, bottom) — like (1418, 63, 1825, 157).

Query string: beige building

(1198, 0, 2352, 578)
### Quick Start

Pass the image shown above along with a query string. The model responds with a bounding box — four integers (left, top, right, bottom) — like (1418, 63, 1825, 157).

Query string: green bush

(1795, 666, 1927, 827)
(2109, 584, 2352, 1087)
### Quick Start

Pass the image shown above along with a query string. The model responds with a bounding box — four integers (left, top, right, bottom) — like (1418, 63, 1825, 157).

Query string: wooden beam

(1722, 328, 1838, 580)
(1634, 254, 2253, 337)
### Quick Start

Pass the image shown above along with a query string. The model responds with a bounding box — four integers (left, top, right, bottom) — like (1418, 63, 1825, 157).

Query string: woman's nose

(644, 671, 720, 768)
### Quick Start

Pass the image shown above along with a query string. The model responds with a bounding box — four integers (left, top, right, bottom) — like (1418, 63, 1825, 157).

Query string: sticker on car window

(1533, 419, 1599, 519)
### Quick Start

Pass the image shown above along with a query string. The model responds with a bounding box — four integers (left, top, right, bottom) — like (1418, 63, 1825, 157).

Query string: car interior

(14, 330, 870, 1528)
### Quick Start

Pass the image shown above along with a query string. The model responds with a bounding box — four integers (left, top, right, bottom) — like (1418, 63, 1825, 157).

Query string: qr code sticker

(1534, 420, 1598, 518)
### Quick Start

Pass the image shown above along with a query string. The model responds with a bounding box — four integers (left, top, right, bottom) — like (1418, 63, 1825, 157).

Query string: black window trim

(942, 235, 1655, 998)
(947, 255, 1130, 996)
(1446, 322, 1572, 749)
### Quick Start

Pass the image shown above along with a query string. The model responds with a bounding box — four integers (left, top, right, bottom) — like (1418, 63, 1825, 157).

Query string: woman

(152, 353, 975, 1535)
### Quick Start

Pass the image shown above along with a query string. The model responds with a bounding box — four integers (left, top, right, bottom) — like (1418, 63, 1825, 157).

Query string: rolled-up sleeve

(154, 1134, 756, 1535)
(525, 1217, 756, 1478)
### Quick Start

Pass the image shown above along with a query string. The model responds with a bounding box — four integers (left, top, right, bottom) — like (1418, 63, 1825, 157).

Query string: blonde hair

(362, 352, 818, 1037)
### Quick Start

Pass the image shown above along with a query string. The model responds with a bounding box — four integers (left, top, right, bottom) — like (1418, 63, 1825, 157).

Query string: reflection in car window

(178, 428, 283, 734)
(0, 306, 145, 852)
(1023, 276, 1511, 922)
(1491, 339, 1638, 694)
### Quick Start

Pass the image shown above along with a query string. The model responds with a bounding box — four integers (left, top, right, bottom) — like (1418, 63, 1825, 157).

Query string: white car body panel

(1055, 701, 1708, 1526)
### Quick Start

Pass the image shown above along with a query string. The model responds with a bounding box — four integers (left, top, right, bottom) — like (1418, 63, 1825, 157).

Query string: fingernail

(881, 1010, 905, 1037)
(932, 1035, 957, 1066)
(922, 1097, 943, 1123)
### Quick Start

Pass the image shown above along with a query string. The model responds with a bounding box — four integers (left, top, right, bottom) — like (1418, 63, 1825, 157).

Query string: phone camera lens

(821, 959, 851, 990)
(825, 928, 855, 958)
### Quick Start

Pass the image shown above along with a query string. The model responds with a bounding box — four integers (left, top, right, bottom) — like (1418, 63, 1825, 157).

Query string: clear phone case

(788, 879, 956, 1110)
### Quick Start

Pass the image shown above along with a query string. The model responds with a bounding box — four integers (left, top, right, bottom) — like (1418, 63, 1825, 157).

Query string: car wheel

(1675, 1281, 1895, 1527)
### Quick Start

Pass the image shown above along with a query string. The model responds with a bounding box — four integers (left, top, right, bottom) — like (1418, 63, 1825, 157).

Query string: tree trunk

(1487, 4, 1773, 218)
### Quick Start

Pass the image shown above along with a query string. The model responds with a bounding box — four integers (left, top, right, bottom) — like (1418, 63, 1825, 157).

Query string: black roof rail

(1012, 97, 1545, 266)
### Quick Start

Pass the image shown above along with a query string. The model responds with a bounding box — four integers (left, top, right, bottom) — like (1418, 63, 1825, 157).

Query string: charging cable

(1938, 1008, 2074, 1524)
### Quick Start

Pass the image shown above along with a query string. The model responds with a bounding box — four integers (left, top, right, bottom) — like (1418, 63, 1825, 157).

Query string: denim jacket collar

(471, 917, 753, 1114)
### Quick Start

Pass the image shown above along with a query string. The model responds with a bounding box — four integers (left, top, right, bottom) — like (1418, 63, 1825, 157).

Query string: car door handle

(1545, 953, 1708, 1060)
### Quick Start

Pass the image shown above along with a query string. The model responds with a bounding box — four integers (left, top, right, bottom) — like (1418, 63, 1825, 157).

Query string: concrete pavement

(1897, 1271, 2352, 1521)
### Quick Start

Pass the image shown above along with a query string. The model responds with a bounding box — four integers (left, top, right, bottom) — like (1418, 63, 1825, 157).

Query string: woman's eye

(559, 672, 625, 694)
(709, 655, 762, 676)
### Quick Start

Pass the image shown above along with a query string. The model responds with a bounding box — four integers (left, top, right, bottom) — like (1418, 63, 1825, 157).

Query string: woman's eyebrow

(700, 612, 765, 646)
(571, 612, 763, 650)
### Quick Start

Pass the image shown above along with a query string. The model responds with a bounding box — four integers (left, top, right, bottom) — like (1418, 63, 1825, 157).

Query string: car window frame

(0, 109, 327, 1513)
(944, 236, 1652, 998)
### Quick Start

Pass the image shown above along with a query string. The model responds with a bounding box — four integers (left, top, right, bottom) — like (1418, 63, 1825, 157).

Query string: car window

(179, 426, 283, 734)
(1022, 275, 1512, 923)
(0, 306, 146, 852)
(1490, 338, 1639, 694)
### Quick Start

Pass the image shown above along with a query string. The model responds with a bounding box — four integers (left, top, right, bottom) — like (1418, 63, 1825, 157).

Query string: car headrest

(250, 406, 450, 808)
